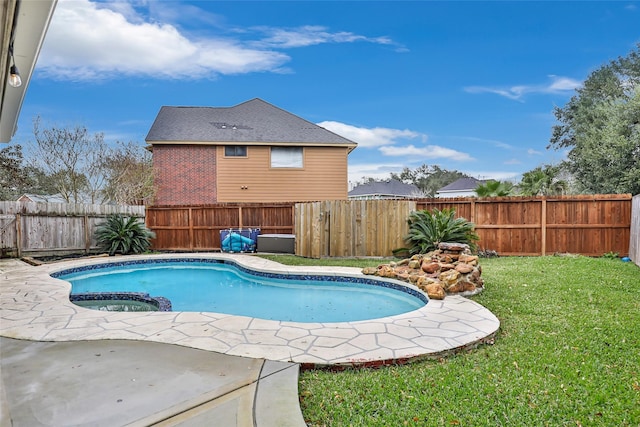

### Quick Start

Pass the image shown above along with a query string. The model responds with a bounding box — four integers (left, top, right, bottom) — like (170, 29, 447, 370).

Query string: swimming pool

(54, 258, 427, 323)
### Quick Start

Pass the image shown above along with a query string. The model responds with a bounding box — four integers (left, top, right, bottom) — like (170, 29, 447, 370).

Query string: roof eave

(0, 0, 57, 143)
(146, 139, 357, 149)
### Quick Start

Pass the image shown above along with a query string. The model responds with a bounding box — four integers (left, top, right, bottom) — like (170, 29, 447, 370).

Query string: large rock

(360, 242, 485, 299)
(425, 283, 445, 300)
(439, 269, 460, 286)
(438, 242, 470, 252)
(455, 263, 474, 274)
(421, 262, 440, 274)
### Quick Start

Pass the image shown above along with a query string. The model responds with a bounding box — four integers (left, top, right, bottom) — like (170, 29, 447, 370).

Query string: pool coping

(0, 253, 500, 368)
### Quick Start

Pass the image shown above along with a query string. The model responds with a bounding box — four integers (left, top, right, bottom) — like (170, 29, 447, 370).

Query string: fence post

(15, 213, 22, 258)
(84, 214, 90, 254)
(188, 207, 194, 251)
(541, 198, 547, 256)
(470, 199, 476, 223)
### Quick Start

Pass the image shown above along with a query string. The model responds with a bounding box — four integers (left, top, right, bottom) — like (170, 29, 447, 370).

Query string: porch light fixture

(8, 0, 22, 89)
(9, 64, 22, 88)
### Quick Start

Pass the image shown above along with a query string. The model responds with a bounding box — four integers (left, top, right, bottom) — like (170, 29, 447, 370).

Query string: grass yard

(258, 255, 640, 426)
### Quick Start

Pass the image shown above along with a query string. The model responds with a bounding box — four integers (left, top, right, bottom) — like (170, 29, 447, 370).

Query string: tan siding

(217, 146, 349, 202)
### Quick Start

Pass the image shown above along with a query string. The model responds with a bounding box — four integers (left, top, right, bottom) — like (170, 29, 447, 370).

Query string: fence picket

(0, 201, 145, 257)
(630, 195, 640, 266)
(1, 195, 634, 259)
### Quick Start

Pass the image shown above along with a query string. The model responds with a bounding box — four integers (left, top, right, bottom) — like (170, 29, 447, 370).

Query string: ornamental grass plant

(259, 255, 640, 426)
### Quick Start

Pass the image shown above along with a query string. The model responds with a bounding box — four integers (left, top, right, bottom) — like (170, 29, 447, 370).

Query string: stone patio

(0, 253, 499, 368)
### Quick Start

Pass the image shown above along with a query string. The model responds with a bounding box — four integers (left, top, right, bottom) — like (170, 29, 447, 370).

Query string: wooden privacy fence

(295, 200, 414, 258)
(146, 203, 295, 251)
(294, 194, 633, 258)
(1, 196, 632, 259)
(630, 194, 640, 267)
(416, 194, 632, 257)
(0, 201, 145, 257)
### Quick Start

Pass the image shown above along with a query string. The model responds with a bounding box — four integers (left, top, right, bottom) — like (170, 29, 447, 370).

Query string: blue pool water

(55, 259, 427, 323)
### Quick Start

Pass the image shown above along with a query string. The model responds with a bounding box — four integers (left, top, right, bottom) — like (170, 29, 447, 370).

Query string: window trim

(224, 145, 247, 157)
(270, 146, 304, 169)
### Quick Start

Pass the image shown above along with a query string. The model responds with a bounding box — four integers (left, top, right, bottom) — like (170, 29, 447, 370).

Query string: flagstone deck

(0, 253, 499, 368)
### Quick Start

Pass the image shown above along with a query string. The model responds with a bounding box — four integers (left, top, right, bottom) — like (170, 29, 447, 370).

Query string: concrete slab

(0, 337, 303, 427)
(255, 362, 306, 427)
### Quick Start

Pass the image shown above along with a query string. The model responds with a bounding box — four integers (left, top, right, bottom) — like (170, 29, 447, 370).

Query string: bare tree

(29, 117, 109, 203)
(102, 141, 155, 205)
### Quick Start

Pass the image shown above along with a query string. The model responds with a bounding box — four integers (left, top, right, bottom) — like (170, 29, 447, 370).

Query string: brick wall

(153, 145, 217, 205)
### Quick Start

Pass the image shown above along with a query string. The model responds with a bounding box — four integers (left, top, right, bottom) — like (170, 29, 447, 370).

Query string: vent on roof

(210, 122, 253, 130)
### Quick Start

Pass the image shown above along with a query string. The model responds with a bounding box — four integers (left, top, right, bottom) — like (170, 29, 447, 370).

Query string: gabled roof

(349, 179, 420, 197)
(18, 193, 67, 203)
(437, 177, 485, 193)
(145, 98, 357, 150)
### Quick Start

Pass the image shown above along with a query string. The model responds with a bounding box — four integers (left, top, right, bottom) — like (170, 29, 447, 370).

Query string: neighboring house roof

(437, 177, 485, 193)
(348, 179, 420, 198)
(145, 98, 357, 151)
(1, 0, 57, 143)
(17, 193, 101, 204)
(18, 194, 68, 203)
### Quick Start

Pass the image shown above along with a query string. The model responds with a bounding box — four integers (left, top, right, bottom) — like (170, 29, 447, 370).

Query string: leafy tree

(0, 144, 64, 200)
(95, 214, 155, 256)
(519, 164, 569, 196)
(475, 180, 514, 197)
(404, 208, 479, 254)
(0, 144, 31, 200)
(102, 141, 156, 205)
(549, 45, 640, 195)
(23, 165, 59, 196)
(390, 164, 469, 197)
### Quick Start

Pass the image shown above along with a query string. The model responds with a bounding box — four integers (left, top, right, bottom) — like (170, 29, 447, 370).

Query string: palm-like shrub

(404, 208, 479, 255)
(95, 214, 155, 256)
(475, 180, 514, 197)
(519, 165, 569, 196)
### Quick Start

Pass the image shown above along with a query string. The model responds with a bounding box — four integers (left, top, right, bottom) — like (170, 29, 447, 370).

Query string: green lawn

(257, 255, 640, 426)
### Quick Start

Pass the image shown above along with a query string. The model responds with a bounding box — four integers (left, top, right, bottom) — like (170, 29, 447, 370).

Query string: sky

(13, 0, 640, 187)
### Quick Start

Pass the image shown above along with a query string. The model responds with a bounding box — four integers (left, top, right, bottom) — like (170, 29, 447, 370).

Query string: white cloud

(348, 162, 406, 185)
(527, 148, 543, 155)
(39, 0, 289, 80)
(450, 135, 514, 150)
(251, 25, 396, 49)
(504, 158, 522, 165)
(546, 75, 582, 91)
(318, 121, 424, 147)
(464, 75, 582, 100)
(37, 0, 401, 81)
(462, 170, 521, 181)
(379, 144, 474, 161)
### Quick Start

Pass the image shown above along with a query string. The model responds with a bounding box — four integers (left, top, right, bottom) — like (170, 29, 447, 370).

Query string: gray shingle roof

(437, 177, 485, 192)
(348, 179, 420, 197)
(145, 98, 357, 148)
(18, 194, 67, 203)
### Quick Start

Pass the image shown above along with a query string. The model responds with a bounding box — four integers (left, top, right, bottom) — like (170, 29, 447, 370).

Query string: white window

(271, 147, 303, 168)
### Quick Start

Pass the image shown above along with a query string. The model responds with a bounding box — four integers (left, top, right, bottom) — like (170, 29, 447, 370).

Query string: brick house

(145, 98, 358, 205)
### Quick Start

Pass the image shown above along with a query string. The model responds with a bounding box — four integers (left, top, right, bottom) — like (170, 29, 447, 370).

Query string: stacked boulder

(361, 242, 483, 300)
